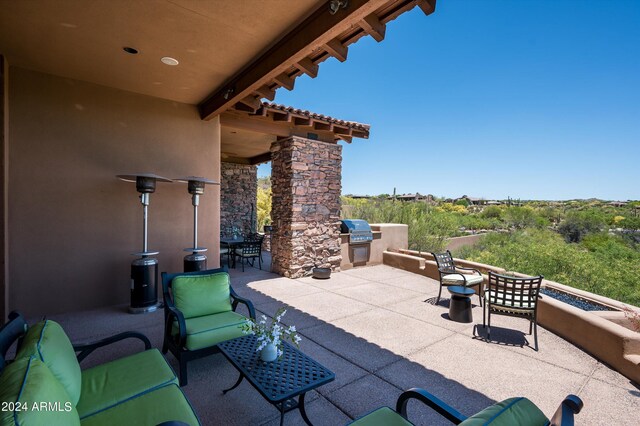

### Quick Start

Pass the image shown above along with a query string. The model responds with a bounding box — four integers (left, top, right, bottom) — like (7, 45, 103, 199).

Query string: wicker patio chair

(431, 250, 483, 306)
(234, 238, 262, 271)
(484, 271, 543, 351)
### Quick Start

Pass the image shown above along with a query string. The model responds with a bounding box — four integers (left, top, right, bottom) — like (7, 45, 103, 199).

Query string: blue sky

(259, 0, 639, 201)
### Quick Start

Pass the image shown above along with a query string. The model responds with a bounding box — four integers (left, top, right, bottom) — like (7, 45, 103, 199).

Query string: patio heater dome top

(116, 173, 173, 183)
(173, 176, 219, 184)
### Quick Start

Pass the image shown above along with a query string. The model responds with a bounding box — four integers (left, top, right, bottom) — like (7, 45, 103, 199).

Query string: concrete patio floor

(41, 260, 640, 425)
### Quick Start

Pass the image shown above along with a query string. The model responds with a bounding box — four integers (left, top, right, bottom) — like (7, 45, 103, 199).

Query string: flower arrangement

(242, 307, 301, 361)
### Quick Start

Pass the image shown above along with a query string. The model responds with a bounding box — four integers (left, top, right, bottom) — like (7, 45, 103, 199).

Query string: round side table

(448, 286, 476, 323)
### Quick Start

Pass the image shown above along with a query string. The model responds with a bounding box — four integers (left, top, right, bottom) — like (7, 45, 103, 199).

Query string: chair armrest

(549, 394, 583, 426)
(73, 331, 151, 363)
(396, 388, 467, 425)
(455, 266, 482, 276)
(230, 287, 256, 320)
(165, 306, 187, 348)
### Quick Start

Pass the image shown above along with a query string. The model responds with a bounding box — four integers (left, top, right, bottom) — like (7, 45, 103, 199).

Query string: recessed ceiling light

(60, 22, 77, 28)
(123, 47, 138, 54)
(161, 57, 179, 66)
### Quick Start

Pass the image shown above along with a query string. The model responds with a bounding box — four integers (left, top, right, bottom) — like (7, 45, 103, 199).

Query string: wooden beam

(253, 85, 276, 101)
(418, 0, 437, 15)
(294, 116, 312, 126)
(360, 14, 386, 42)
(296, 57, 319, 78)
(333, 125, 352, 136)
(273, 73, 295, 91)
(238, 96, 262, 111)
(313, 121, 333, 131)
(249, 152, 272, 165)
(272, 112, 292, 122)
(220, 113, 291, 137)
(221, 155, 251, 165)
(338, 135, 353, 143)
(324, 39, 348, 62)
(234, 102, 256, 113)
(198, 0, 397, 120)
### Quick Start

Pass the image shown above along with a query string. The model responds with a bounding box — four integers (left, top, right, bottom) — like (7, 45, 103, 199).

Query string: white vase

(260, 343, 278, 362)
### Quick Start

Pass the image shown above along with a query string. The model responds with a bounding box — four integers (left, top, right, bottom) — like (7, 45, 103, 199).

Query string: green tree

(257, 186, 272, 230)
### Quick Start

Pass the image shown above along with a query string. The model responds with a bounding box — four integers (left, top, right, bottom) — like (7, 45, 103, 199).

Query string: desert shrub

(480, 205, 503, 219)
(503, 206, 541, 230)
(557, 210, 606, 243)
(458, 229, 640, 307)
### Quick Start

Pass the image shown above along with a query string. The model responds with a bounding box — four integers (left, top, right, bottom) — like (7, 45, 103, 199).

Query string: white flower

(294, 335, 302, 344)
(277, 349, 283, 357)
(287, 325, 296, 333)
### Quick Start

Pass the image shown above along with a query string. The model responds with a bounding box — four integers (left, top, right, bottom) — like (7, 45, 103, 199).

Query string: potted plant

(242, 307, 301, 362)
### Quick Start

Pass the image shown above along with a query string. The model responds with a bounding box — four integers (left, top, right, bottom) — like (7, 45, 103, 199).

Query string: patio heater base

(130, 256, 160, 314)
(184, 251, 207, 272)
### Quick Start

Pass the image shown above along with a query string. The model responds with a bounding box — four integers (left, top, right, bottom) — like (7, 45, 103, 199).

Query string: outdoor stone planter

(382, 248, 640, 384)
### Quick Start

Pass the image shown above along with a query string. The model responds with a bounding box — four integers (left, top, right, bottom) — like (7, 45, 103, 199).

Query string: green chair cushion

(172, 272, 232, 319)
(79, 383, 200, 426)
(0, 356, 81, 426)
(16, 320, 82, 405)
(172, 311, 248, 351)
(348, 407, 414, 426)
(76, 349, 178, 419)
(442, 274, 484, 286)
(459, 397, 548, 426)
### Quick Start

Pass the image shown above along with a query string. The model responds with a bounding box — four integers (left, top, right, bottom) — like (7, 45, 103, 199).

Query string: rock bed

(540, 288, 615, 311)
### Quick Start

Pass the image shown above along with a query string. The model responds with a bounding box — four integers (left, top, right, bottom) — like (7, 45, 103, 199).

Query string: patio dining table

(221, 236, 244, 268)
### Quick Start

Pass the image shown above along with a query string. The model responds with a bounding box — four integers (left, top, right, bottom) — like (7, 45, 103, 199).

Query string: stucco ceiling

(0, 0, 324, 104)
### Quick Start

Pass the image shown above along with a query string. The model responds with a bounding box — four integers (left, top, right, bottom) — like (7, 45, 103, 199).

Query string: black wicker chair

(161, 267, 255, 386)
(484, 271, 543, 351)
(431, 250, 483, 306)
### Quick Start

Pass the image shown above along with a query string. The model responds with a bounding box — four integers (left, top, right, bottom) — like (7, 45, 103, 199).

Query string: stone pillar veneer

(270, 136, 342, 278)
(220, 162, 257, 235)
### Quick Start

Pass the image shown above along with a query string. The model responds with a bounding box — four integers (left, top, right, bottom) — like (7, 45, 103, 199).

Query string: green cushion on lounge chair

(80, 383, 200, 426)
(76, 349, 178, 419)
(172, 311, 248, 350)
(348, 407, 414, 426)
(459, 397, 548, 426)
(442, 274, 484, 286)
(172, 272, 232, 318)
(16, 320, 82, 405)
(0, 356, 80, 426)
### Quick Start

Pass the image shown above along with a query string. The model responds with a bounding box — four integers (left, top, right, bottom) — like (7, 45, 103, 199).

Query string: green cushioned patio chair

(484, 271, 543, 351)
(349, 388, 583, 426)
(161, 267, 255, 386)
(0, 311, 200, 426)
(431, 250, 484, 307)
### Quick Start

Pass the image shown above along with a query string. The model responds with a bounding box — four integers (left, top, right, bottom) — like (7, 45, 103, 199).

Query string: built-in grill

(341, 219, 373, 266)
(340, 219, 374, 244)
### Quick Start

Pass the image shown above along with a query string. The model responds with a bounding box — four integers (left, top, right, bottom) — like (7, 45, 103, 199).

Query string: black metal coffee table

(218, 335, 335, 426)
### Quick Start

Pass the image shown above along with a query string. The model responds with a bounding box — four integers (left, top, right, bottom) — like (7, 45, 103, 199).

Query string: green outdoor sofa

(348, 388, 583, 426)
(0, 312, 199, 426)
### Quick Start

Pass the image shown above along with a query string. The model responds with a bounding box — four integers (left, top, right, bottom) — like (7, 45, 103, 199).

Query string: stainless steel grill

(340, 219, 373, 244)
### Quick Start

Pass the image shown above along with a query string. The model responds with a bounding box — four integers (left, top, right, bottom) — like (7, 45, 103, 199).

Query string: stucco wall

(7, 67, 221, 316)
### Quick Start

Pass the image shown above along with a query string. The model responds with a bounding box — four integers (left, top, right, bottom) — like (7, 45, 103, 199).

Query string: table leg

(298, 393, 313, 426)
(280, 402, 285, 426)
(222, 372, 245, 394)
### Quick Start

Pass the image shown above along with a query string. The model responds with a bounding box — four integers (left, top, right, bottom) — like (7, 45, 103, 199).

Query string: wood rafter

(198, 0, 437, 120)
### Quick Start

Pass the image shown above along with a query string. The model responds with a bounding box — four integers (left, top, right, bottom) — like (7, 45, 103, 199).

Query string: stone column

(220, 162, 257, 235)
(270, 136, 342, 278)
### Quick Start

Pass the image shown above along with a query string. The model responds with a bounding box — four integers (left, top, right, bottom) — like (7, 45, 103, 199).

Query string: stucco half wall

(6, 67, 221, 317)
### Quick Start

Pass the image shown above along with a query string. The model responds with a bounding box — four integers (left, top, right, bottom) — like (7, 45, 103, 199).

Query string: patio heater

(117, 173, 172, 314)
(175, 176, 219, 272)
